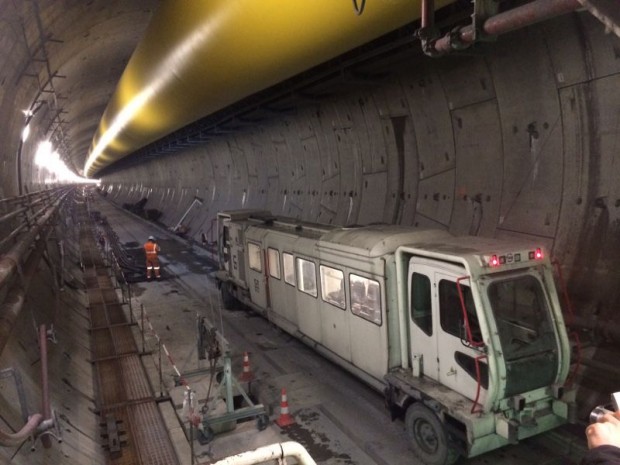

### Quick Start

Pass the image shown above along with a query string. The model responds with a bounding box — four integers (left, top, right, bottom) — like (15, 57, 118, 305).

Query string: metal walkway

(79, 202, 180, 465)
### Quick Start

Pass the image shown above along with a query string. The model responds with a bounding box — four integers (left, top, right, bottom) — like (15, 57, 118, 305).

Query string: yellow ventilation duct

(85, 0, 451, 177)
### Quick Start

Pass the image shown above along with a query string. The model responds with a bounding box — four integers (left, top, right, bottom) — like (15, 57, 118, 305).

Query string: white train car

(214, 210, 574, 464)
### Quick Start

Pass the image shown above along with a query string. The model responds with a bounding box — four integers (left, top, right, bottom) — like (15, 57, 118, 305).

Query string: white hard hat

(148, 236, 155, 241)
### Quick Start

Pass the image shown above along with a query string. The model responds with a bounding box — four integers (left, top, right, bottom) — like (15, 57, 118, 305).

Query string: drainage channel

(79, 206, 180, 465)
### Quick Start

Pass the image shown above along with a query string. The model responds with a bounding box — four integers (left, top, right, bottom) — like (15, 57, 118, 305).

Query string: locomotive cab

(387, 241, 574, 463)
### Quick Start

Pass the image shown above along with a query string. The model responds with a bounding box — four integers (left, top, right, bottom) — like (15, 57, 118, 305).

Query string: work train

(214, 209, 574, 464)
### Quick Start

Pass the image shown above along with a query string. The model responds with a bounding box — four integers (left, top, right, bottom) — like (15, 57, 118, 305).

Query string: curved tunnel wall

(102, 13, 620, 318)
(0, 219, 103, 465)
(0, 0, 157, 196)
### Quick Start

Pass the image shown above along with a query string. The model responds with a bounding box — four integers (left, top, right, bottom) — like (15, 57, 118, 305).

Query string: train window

(488, 275, 555, 361)
(268, 248, 281, 279)
(350, 274, 381, 325)
(455, 352, 489, 389)
(320, 265, 345, 309)
(248, 242, 262, 272)
(283, 253, 295, 286)
(411, 273, 432, 336)
(439, 280, 481, 343)
(296, 258, 317, 297)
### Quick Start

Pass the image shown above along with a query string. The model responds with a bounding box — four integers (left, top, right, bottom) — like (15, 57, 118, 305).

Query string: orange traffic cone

(239, 351, 255, 382)
(275, 387, 295, 427)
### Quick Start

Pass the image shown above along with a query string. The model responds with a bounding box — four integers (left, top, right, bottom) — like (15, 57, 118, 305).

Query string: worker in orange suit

(144, 236, 161, 279)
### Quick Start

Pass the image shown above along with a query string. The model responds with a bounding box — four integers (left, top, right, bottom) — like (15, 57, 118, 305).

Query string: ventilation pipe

(208, 441, 317, 465)
(0, 191, 68, 355)
(419, 0, 582, 56)
(84, 0, 454, 177)
(0, 191, 67, 291)
(0, 414, 44, 447)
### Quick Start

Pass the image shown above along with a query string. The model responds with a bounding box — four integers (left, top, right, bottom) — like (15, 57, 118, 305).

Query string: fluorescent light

(36, 141, 99, 184)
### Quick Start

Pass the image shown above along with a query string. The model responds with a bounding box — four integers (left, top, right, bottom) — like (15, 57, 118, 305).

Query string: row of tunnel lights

(22, 114, 98, 184)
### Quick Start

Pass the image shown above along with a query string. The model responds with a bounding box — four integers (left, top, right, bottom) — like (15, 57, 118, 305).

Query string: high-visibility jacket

(144, 241, 160, 258)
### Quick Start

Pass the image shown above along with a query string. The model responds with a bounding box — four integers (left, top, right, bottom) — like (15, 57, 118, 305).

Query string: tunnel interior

(1, 0, 620, 464)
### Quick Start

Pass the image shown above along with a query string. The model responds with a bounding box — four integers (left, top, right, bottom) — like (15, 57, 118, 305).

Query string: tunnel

(1, 1, 619, 464)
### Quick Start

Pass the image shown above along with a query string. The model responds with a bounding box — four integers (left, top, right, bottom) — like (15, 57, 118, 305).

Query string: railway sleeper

(100, 414, 127, 459)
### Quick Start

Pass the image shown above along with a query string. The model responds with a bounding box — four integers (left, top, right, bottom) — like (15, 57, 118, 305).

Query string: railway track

(78, 200, 180, 465)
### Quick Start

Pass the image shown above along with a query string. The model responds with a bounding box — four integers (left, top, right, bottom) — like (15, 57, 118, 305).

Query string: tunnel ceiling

(95, 25, 434, 177)
(83, 0, 464, 178)
(3, 0, 466, 181)
(0, 0, 158, 177)
(1, 0, 617, 184)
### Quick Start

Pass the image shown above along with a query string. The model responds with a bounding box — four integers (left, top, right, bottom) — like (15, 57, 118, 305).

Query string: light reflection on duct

(84, 9, 228, 175)
(84, 87, 154, 174)
(35, 141, 99, 184)
(21, 125, 30, 142)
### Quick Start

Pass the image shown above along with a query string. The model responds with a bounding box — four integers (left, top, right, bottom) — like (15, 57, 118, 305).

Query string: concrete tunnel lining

(1, 0, 620, 463)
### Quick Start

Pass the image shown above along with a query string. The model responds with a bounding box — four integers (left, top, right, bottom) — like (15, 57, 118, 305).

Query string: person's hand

(586, 411, 620, 449)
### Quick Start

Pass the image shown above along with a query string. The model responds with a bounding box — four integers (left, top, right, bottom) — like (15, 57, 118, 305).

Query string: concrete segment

(0, 230, 106, 465)
(2, 4, 619, 463)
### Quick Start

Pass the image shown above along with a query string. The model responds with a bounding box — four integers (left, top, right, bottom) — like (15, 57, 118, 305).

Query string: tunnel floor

(80, 200, 181, 465)
(87, 193, 592, 465)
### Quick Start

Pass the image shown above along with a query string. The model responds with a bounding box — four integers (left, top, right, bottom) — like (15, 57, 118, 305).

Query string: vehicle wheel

(405, 403, 459, 465)
(220, 282, 237, 309)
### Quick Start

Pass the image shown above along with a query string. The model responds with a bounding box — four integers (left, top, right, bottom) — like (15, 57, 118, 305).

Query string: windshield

(487, 274, 557, 361)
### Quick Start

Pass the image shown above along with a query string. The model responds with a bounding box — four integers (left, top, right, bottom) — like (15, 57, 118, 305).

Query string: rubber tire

(220, 282, 237, 309)
(405, 403, 459, 465)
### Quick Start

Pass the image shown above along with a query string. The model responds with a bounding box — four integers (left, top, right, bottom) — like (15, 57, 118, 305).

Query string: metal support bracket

(199, 353, 268, 443)
(576, 0, 620, 38)
(472, 0, 500, 42)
